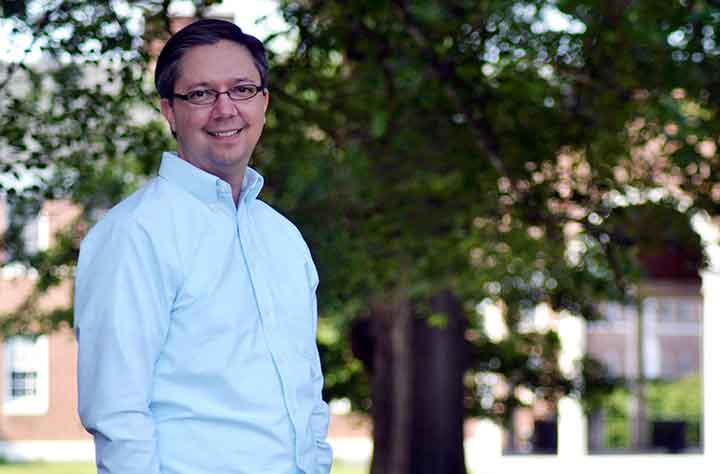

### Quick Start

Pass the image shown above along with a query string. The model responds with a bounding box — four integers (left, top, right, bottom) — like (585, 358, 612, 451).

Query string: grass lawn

(333, 461, 367, 474)
(0, 461, 367, 474)
(0, 464, 96, 474)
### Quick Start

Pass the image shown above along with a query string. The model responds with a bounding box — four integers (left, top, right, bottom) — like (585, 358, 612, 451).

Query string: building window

(3, 335, 49, 416)
(605, 303, 625, 323)
(11, 371, 38, 398)
(20, 212, 49, 254)
(655, 297, 675, 322)
(590, 302, 634, 331)
(676, 298, 700, 322)
(677, 351, 694, 377)
(605, 351, 622, 377)
(1, 200, 50, 278)
(645, 296, 701, 324)
(2, 199, 49, 255)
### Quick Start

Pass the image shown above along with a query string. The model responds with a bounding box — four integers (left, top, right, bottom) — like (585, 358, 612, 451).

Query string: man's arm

(307, 259, 333, 474)
(310, 362, 333, 474)
(75, 218, 174, 474)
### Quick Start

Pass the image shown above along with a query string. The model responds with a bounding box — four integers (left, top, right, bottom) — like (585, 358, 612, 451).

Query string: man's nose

(211, 92, 237, 117)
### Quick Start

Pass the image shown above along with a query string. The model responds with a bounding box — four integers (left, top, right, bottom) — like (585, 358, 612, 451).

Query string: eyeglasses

(173, 83, 266, 105)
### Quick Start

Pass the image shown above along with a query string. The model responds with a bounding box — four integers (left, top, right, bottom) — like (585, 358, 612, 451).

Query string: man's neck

(177, 153, 247, 206)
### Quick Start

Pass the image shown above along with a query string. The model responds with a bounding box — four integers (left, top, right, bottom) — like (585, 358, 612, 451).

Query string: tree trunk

(410, 290, 467, 474)
(368, 292, 413, 474)
(363, 289, 467, 474)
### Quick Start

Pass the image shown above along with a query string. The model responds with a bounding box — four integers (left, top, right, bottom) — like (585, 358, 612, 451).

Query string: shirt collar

(158, 152, 264, 205)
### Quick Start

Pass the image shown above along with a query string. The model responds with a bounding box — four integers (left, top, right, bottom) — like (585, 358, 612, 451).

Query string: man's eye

(232, 85, 252, 93)
(188, 90, 210, 99)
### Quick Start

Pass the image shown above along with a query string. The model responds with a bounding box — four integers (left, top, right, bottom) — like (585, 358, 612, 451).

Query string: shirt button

(216, 181, 229, 193)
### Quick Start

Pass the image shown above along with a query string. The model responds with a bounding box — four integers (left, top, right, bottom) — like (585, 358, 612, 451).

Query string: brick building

(587, 239, 703, 382)
(0, 198, 92, 460)
(588, 281, 702, 382)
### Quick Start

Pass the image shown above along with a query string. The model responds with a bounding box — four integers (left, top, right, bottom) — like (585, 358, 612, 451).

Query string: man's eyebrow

(183, 81, 211, 90)
(183, 77, 258, 89)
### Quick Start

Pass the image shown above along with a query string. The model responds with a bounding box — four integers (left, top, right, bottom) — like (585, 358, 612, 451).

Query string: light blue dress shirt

(74, 152, 332, 474)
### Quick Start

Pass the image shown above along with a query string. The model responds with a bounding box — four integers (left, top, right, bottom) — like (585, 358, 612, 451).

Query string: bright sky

(0, 0, 287, 63)
(178, 0, 287, 42)
(1, 1, 584, 64)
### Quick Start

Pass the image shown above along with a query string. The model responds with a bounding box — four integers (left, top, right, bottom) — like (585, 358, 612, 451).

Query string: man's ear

(262, 89, 270, 114)
(160, 98, 176, 135)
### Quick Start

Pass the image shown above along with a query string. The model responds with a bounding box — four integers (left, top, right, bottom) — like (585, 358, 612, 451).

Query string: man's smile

(207, 128, 243, 137)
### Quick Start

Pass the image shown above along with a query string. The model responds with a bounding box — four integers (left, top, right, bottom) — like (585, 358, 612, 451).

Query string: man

(74, 19, 332, 474)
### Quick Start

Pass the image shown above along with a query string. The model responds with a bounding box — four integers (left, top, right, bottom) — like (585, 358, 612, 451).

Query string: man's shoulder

(82, 177, 188, 246)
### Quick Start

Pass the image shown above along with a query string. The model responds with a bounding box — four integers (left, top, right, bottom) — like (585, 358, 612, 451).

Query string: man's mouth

(207, 128, 243, 137)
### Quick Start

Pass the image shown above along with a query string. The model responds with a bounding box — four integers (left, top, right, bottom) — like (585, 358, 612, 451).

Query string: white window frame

(21, 211, 49, 254)
(3, 335, 49, 416)
(1, 204, 49, 279)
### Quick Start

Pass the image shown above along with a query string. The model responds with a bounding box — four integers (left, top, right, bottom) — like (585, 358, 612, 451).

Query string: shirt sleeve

(74, 218, 174, 474)
(307, 258, 333, 474)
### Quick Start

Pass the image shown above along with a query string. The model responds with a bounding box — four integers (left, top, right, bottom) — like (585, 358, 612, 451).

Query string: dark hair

(154, 19, 269, 100)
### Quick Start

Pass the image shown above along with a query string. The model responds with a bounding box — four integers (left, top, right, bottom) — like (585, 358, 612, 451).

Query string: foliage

(598, 375, 702, 448)
(647, 374, 702, 446)
(2, 0, 720, 444)
(602, 386, 632, 449)
(265, 0, 719, 421)
(0, 1, 213, 332)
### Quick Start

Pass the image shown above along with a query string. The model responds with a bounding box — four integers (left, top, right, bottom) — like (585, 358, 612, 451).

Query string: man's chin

(209, 151, 250, 167)
(178, 148, 250, 177)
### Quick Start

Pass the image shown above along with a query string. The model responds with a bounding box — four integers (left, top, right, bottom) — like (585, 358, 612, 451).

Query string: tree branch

(391, 0, 508, 176)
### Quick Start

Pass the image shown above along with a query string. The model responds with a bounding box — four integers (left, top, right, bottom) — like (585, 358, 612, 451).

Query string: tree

(262, 1, 720, 471)
(0, 1, 209, 332)
(3, 1, 720, 473)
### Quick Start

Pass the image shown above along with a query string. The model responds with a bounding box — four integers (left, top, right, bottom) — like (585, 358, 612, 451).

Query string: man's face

(161, 40, 269, 181)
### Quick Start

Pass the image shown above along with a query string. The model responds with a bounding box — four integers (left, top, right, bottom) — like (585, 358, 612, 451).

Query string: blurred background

(0, 0, 717, 473)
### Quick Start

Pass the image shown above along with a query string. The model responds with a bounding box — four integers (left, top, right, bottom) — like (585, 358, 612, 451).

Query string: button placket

(235, 203, 301, 439)
(240, 208, 278, 328)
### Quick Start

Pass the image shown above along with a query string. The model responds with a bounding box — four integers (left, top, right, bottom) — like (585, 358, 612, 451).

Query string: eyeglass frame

(172, 83, 267, 106)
